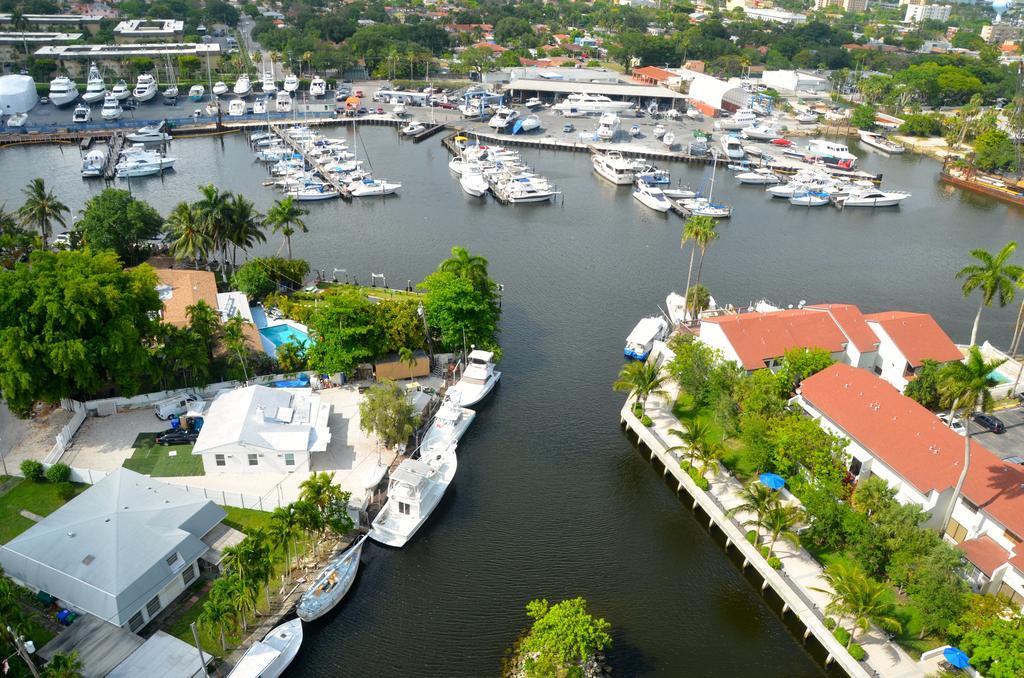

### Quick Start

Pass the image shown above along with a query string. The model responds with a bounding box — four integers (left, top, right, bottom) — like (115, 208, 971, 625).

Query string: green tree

(973, 129, 1016, 171)
(197, 591, 236, 653)
(438, 245, 491, 295)
(613, 359, 668, 411)
(167, 201, 213, 269)
(306, 288, 379, 375)
(850, 103, 876, 130)
(850, 475, 895, 517)
(956, 241, 1021, 347)
(902, 359, 946, 409)
(299, 471, 354, 538)
(17, 177, 68, 250)
(767, 414, 848, 490)
(518, 597, 612, 677)
(735, 369, 785, 418)
(398, 346, 416, 381)
(756, 503, 804, 555)
(948, 595, 1024, 678)
(419, 270, 500, 353)
(186, 300, 219, 360)
(680, 216, 718, 321)
(269, 504, 300, 575)
(0, 204, 36, 270)
(222, 314, 251, 381)
(812, 561, 902, 641)
(42, 650, 83, 678)
(225, 193, 265, 268)
(904, 541, 966, 637)
(231, 259, 276, 300)
(194, 184, 233, 272)
(275, 339, 307, 372)
(669, 416, 722, 475)
(358, 380, 419, 450)
(265, 197, 308, 260)
(727, 481, 780, 544)
(775, 347, 835, 397)
(75, 189, 163, 265)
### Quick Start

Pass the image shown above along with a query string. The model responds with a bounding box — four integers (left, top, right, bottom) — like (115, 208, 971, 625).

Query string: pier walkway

(266, 123, 353, 200)
(620, 345, 924, 678)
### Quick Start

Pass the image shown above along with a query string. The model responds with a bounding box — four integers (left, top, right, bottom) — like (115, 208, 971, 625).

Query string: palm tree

(167, 202, 213, 269)
(956, 242, 1022, 346)
(194, 184, 233, 270)
(726, 481, 780, 543)
(756, 503, 804, 555)
(223, 315, 250, 381)
(198, 591, 236, 653)
(680, 215, 715, 325)
(42, 650, 83, 678)
(269, 505, 299, 575)
(17, 178, 68, 250)
(225, 193, 264, 269)
(668, 417, 717, 471)
(812, 561, 902, 642)
(938, 345, 1005, 533)
(398, 346, 417, 381)
(245, 528, 275, 606)
(293, 498, 326, 556)
(265, 197, 308, 260)
(689, 217, 719, 319)
(612, 360, 668, 412)
(439, 245, 490, 293)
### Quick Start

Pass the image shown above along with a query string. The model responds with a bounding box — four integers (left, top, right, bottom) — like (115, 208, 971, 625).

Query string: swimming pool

(259, 323, 311, 348)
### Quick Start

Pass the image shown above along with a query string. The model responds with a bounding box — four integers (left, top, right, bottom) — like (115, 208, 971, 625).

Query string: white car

(938, 413, 966, 436)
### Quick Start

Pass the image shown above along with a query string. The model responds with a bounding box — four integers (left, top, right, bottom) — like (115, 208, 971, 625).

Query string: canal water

(1, 128, 1021, 676)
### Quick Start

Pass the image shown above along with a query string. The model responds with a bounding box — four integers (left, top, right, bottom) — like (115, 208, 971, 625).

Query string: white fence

(43, 400, 87, 465)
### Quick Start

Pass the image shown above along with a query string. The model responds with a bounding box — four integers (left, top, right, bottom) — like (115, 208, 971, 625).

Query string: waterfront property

(0, 468, 229, 632)
(796, 364, 1024, 609)
(155, 269, 264, 353)
(33, 43, 221, 78)
(191, 385, 332, 474)
(113, 19, 185, 44)
(863, 311, 963, 391)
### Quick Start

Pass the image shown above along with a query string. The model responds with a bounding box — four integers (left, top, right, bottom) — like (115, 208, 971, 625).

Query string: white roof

(108, 631, 212, 678)
(35, 43, 220, 59)
(626, 317, 668, 345)
(468, 349, 493, 361)
(391, 458, 433, 487)
(686, 73, 749, 110)
(506, 79, 686, 100)
(113, 19, 184, 35)
(193, 385, 332, 455)
(0, 74, 37, 114)
(216, 291, 255, 323)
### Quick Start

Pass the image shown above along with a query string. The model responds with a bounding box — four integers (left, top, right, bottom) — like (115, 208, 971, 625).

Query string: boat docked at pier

(786, 139, 858, 169)
(402, 120, 426, 136)
(81, 63, 106, 104)
(348, 176, 401, 197)
(632, 181, 672, 213)
(736, 168, 780, 185)
(720, 134, 744, 159)
(857, 130, 905, 154)
(553, 93, 632, 115)
(227, 618, 302, 678)
(369, 446, 457, 548)
(189, 84, 205, 101)
(287, 184, 340, 201)
(624, 316, 669, 361)
(133, 73, 157, 102)
(81, 149, 106, 177)
(296, 536, 368, 622)
(228, 99, 246, 116)
(127, 124, 170, 143)
(835, 187, 910, 207)
(596, 112, 620, 140)
(789, 190, 831, 206)
(115, 149, 175, 177)
(446, 350, 500, 407)
(460, 167, 489, 197)
(592, 150, 639, 185)
(423, 398, 476, 451)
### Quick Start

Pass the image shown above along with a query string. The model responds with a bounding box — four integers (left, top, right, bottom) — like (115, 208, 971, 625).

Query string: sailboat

(162, 55, 178, 101)
(296, 535, 368, 622)
(676, 152, 732, 218)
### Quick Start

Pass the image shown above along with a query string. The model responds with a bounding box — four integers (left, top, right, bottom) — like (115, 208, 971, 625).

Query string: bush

(20, 460, 44, 482)
(57, 482, 76, 501)
(833, 627, 851, 647)
(45, 463, 71, 484)
(640, 414, 653, 427)
(823, 617, 837, 630)
(767, 556, 782, 569)
(761, 545, 771, 558)
(848, 643, 865, 661)
(746, 530, 758, 544)
(692, 473, 710, 491)
(632, 402, 644, 417)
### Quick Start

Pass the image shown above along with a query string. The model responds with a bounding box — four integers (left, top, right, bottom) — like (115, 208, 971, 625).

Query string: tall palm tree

(668, 417, 718, 472)
(269, 505, 299, 575)
(17, 178, 69, 250)
(612, 360, 668, 412)
(938, 345, 1005, 533)
(226, 193, 264, 269)
(812, 561, 902, 642)
(167, 202, 213, 269)
(194, 184, 233, 269)
(956, 242, 1022, 346)
(689, 217, 719, 319)
(198, 591, 237, 653)
(756, 503, 804, 555)
(398, 346, 417, 381)
(42, 650, 83, 678)
(265, 197, 308, 260)
(245, 528, 275, 606)
(680, 215, 715, 325)
(439, 245, 490, 293)
(223, 315, 250, 381)
(726, 481, 780, 543)
(293, 498, 326, 556)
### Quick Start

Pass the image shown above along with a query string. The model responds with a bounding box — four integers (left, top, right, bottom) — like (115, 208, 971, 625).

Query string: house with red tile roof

(797, 364, 1024, 609)
(864, 311, 962, 391)
(472, 41, 507, 53)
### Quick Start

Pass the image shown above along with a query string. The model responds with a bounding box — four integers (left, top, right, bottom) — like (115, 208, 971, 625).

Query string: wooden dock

(411, 122, 449, 144)
(103, 132, 125, 180)
(267, 123, 353, 200)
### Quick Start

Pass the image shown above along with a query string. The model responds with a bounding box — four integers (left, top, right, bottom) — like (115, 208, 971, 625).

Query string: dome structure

(0, 74, 38, 114)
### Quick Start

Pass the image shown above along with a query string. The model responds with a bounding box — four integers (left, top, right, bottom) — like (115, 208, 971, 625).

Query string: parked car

(154, 394, 198, 420)
(155, 429, 199, 446)
(937, 413, 966, 436)
(972, 412, 1006, 434)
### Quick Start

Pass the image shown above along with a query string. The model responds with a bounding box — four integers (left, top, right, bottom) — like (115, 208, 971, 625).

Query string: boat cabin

(624, 316, 669, 361)
(387, 458, 437, 521)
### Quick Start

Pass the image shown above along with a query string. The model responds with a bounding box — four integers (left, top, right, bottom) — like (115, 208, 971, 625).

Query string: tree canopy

(358, 380, 419, 450)
(75, 189, 163, 266)
(518, 597, 612, 678)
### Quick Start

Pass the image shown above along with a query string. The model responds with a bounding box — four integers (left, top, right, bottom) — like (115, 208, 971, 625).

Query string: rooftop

(704, 308, 850, 369)
(805, 303, 878, 353)
(864, 311, 961, 367)
(505, 78, 686, 99)
(113, 19, 184, 35)
(155, 268, 218, 328)
(959, 535, 1009, 577)
(34, 42, 220, 58)
(0, 31, 82, 43)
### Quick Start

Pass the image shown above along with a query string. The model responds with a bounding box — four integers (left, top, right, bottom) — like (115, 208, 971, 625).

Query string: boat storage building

(0, 73, 37, 114)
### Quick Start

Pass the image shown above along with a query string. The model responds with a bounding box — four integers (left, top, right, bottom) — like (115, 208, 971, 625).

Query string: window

(128, 611, 144, 632)
(284, 453, 295, 466)
(998, 582, 1024, 610)
(247, 453, 258, 466)
(145, 596, 161, 618)
(182, 564, 196, 586)
(848, 458, 863, 477)
(214, 454, 225, 467)
(398, 501, 411, 515)
(945, 518, 968, 544)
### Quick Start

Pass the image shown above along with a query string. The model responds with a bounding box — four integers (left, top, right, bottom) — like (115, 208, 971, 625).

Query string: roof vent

(67, 531, 75, 538)
(82, 555, 94, 566)
(928, 445, 939, 454)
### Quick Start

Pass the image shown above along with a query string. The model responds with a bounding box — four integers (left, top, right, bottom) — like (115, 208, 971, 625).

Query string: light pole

(6, 626, 39, 678)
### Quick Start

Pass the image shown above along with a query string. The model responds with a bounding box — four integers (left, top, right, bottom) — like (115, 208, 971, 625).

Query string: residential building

(33, 43, 220, 77)
(761, 69, 828, 92)
(632, 65, 685, 87)
(863, 310, 962, 391)
(904, 3, 952, 21)
(154, 269, 218, 328)
(192, 385, 332, 474)
(0, 31, 81, 61)
(743, 7, 808, 23)
(796, 364, 1024, 609)
(0, 468, 228, 631)
(813, 0, 867, 11)
(0, 13, 102, 34)
(113, 19, 184, 43)
(981, 22, 1021, 44)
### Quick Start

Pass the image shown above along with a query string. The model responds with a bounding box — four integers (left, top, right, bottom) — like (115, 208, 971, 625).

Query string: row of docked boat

(737, 166, 910, 207)
(81, 125, 175, 178)
(448, 141, 560, 203)
(592, 150, 731, 218)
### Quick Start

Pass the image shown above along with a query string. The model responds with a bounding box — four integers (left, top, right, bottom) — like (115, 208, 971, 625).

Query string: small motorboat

(205, 100, 220, 116)
(857, 130, 906, 155)
(188, 84, 205, 101)
(253, 97, 267, 115)
(653, 124, 666, 139)
(686, 106, 703, 120)
(233, 74, 252, 97)
(624, 317, 669, 361)
(212, 81, 229, 96)
(296, 536, 368, 622)
(127, 125, 170, 143)
(162, 85, 178, 102)
(110, 80, 131, 100)
(228, 98, 246, 117)
(348, 176, 401, 197)
(795, 111, 819, 124)
(678, 197, 732, 219)
(662, 131, 676, 148)
(635, 165, 670, 185)
(460, 169, 489, 197)
(633, 181, 672, 213)
(72, 104, 91, 123)
(770, 138, 794, 147)
(630, 124, 641, 137)
(401, 120, 425, 136)
(524, 96, 543, 109)
(736, 168, 780, 185)
(5, 112, 27, 128)
(661, 186, 697, 199)
(789, 190, 831, 206)
(288, 184, 340, 201)
(227, 619, 302, 678)
(519, 114, 540, 132)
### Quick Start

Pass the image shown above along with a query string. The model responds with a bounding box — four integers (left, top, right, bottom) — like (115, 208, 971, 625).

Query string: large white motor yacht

(133, 73, 157, 102)
(100, 93, 122, 120)
(127, 125, 171, 143)
(227, 619, 303, 678)
(81, 149, 106, 178)
(72, 104, 91, 123)
(283, 73, 299, 93)
(488, 106, 518, 129)
(446, 350, 500, 407)
(309, 76, 326, 97)
(592, 150, 638, 185)
(632, 181, 672, 213)
(81, 63, 106, 104)
(716, 107, 758, 131)
(719, 134, 745, 160)
(228, 98, 246, 116)
(233, 74, 252, 97)
(110, 80, 130, 100)
(596, 112, 620, 140)
(369, 446, 458, 548)
(422, 399, 476, 453)
(276, 90, 292, 113)
(48, 75, 79, 107)
(553, 93, 632, 115)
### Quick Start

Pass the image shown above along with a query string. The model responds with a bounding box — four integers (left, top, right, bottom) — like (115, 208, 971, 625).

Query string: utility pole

(189, 622, 208, 676)
(7, 626, 40, 678)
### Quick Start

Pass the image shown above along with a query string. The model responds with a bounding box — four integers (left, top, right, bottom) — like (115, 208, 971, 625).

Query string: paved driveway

(61, 409, 168, 471)
(973, 406, 1024, 462)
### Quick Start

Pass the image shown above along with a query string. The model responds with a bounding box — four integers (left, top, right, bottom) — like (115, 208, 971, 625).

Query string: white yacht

(81, 63, 106, 104)
(133, 73, 157, 102)
(393, 102, 407, 117)
(592, 150, 638, 185)
(115, 150, 175, 177)
(662, 131, 676, 148)
(309, 76, 326, 97)
(296, 536, 368, 622)
(488, 106, 518, 129)
(716, 107, 758, 131)
(261, 72, 277, 93)
(287, 184, 339, 201)
(857, 129, 905, 154)
(110, 80, 130, 100)
(188, 84, 205, 101)
(401, 120, 426, 136)
(495, 175, 557, 203)
(596, 112, 620, 140)
(460, 168, 489, 197)
(227, 619, 302, 678)
(720, 134, 744, 159)
(276, 90, 292, 113)
(524, 96, 543, 109)
(520, 115, 540, 132)
(227, 98, 246, 116)
(632, 181, 672, 213)
(127, 125, 170, 143)
(72, 104, 91, 123)
(48, 75, 79, 107)
(423, 399, 476, 452)
(836, 188, 910, 207)
(652, 124, 666, 139)
(348, 176, 401, 197)
(445, 350, 500, 407)
(212, 81, 229, 96)
(253, 97, 267, 115)
(283, 73, 299, 93)
(100, 93, 122, 120)
(624, 316, 669, 361)
(81, 149, 106, 177)
(736, 168, 780, 185)
(802, 139, 858, 169)
(553, 93, 632, 115)
(5, 112, 27, 128)
(795, 110, 819, 124)
(370, 446, 457, 547)
(233, 74, 251, 97)
(686, 106, 703, 120)
(741, 125, 778, 141)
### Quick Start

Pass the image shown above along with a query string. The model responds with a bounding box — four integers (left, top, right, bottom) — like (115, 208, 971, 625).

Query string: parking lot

(971, 406, 1024, 463)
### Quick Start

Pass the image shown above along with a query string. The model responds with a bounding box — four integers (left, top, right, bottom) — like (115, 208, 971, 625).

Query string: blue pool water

(988, 370, 1011, 384)
(259, 323, 310, 347)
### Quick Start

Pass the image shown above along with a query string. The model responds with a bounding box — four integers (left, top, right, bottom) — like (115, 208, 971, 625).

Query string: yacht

(393, 102, 407, 117)
(348, 176, 401, 197)
(632, 181, 672, 213)
(519, 115, 540, 132)
(857, 130, 905, 154)
(227, 618, 302, 678)
(635, 165, 670, 185)
(552, 93, 632, 115)
(233, 74, 251, 97)
(287, 184, 340, 201)
(741, 125, 778, 141)
(716, 107, 758, 131)
(110, 80, 130, 100)
(720, 134, 744, 159)
(262, 72, 277, 93)
(309, 76, 326, 97)
(72, 104, 91, 123)
(48, 75, 79, 107)
(162, 84, 178, 101)
(662, 131, 676, 148)
(401, 120, 426, 136)
(836, 188, 910, 207)
(460, 166, 489, 197)
(212, 81, 229, 96)
(496, 175, 557, 203)
(423, 399, 476, 452)
(795, 110, 819, 124)
(596, 112, 620, 140)
(115, 150, 176, 177)
(5, 112, 27, 128)
(133, 73, 157, 102)
(296, 536, 368, 622)
(370, 445, 457, 548)
(228, 98, 246, 116)
(524, 96, 543, 109)
(276, 90, 292, 113)
(445, 350, 500, 406)
(624, 316, 669, 361)
(253, 97, 267, 115)
(188, 84, 205, 101)
(652, 124, 666, 139)
(459, 98, 494, 119)
(686, 106, 703, 120)
(100, 93, 122, 120)
(81, 63, 106, 104)
(736, 168, 780, 185)
(81, 149, 106, 177)
(799, 139, 858, 169)
(488, 106, 519, 130)
(127, 125, 170, 143)
(789, 190, 831, 206)
(592, 150, 638, 185)
(283, 73, 299, 93)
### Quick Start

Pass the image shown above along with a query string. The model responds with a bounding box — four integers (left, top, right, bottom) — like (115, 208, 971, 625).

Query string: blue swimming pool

(259, 323, 311, 348)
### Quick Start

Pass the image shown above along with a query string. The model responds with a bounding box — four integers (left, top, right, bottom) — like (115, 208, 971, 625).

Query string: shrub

(848, 643, 865, 661)
(833, 627, 851, 647)
(57, 482, 76, 501)
(745, 530, 758, 544)
(761, 545, 771, 558)
(45, 463, 71, 484)
(20, 460, 43, 482)
(767, 556, 782, 569)
(692, 473, 710, 491)
(823, 617, 837, 630)
(632, 402, 643, 417)
(640, 414, 653, 427)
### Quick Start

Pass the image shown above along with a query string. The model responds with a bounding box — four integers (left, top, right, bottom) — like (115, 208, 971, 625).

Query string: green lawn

(0, 478, 87, 543)
(222, 506, 275, 534)
(122, 433, 204, 478)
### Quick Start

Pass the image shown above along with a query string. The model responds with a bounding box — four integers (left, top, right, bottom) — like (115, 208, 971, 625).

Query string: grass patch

(223, 506, 275, 534)
(167, 580, 224, 657)
(0, 478, 87, 543)
(122, 433, 204, 478)
(720, 439, 759, 481)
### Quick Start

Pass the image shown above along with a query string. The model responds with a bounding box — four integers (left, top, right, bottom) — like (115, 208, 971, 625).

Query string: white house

(192, 385, 332, 474)
(864, 310, 962, 391)
(0, 468, 227, 632)
(742, 8, 807, 24)
(797, 364, 1024, 609)
(761, 69, 829, 93)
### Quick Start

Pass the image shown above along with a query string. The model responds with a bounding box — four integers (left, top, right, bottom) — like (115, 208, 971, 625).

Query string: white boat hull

(445, 372, 500, 408)
(460, 174, 489, 197)
(370, 447, 457, 547)
(296, 536, 367, 622)
(228, 619, 302, 678)
(633, 189, 672, 212)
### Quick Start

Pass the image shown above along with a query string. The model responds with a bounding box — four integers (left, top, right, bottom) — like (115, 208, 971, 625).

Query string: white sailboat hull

(296, 536, 367, 622)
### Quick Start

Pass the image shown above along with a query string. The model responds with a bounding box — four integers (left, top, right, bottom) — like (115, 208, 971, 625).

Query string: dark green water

(1, 128, 1020, 676)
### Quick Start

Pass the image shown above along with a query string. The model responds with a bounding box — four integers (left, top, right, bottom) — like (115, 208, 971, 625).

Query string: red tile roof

(1011, 550, 1024, 575)
(800, 364, 1024, 537)
(632, 65, 676, 82)
(959, 535, 1010, 576)
(472, 41, 507, 53)
(864, 311, 961, 367)
(805, 304, 878, 354)
(703, 309, 850, 370)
